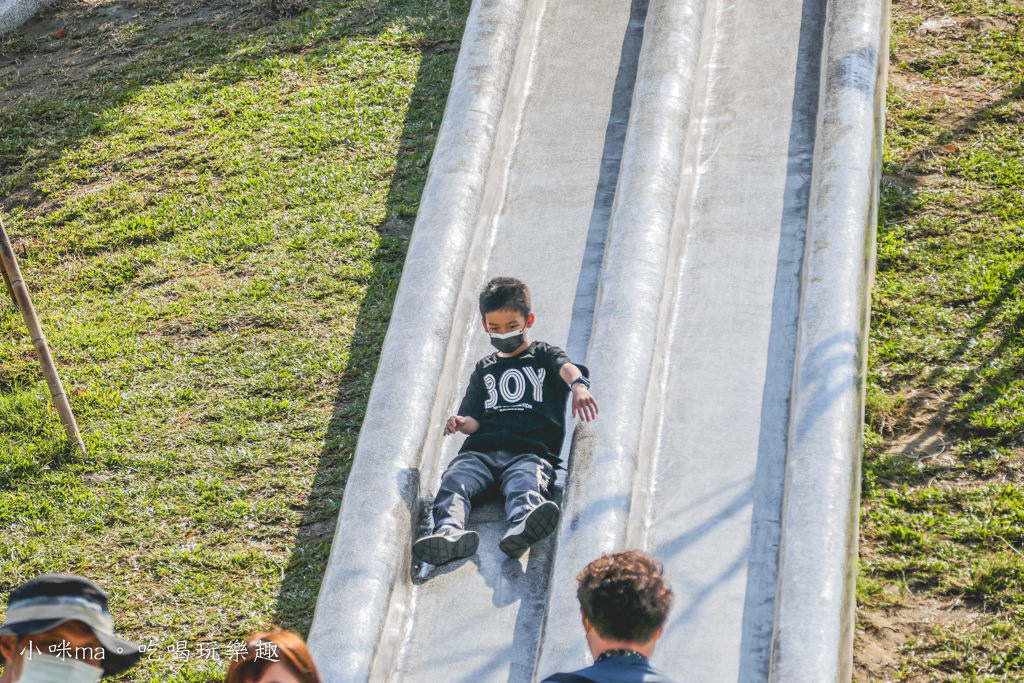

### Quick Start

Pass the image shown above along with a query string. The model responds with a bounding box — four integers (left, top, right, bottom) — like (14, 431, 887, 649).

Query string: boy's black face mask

(489, 328, 526, 353)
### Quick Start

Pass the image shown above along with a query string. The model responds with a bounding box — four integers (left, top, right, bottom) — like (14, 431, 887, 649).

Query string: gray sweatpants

(431, 450, 554, 531)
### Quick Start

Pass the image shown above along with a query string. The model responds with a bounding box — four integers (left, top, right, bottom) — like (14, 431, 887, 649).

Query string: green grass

(3, 0, 1018, 680)
(858, 0, 1024, 679)
(0, 1, 468, 680)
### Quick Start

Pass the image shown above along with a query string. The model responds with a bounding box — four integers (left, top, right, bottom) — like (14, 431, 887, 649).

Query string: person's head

(0, 574, 141, 682)
(576, 550, 673, 656)
(478, 277, 534, 354)
(223, 631, 320, 683)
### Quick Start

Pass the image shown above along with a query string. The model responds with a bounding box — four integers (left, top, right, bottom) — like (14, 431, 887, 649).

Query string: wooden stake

(0, 213, 87, 455)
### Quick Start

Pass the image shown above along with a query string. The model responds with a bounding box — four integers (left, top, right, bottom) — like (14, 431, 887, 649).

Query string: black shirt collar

(596, 648, 648, 663)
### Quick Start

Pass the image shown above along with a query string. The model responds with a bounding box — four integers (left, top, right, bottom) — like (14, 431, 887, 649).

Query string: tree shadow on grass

(0, 0, 386, 401)
(1, 0, 469, 645)
(867, 79, 1024, 488)
(2, 1, 309, 185)
(269, 0, 470, 636)
(0, 0, 466, 462)
(1, 0, 460, 216)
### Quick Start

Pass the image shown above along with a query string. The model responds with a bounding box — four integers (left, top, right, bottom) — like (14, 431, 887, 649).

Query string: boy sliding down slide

(413, 276, 599, 566)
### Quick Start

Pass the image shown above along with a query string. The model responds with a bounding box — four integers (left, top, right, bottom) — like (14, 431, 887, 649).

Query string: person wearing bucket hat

(0, 574, 142, 682)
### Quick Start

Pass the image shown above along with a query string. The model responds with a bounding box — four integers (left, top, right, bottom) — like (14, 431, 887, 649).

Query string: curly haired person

(542, 550, 677, 682)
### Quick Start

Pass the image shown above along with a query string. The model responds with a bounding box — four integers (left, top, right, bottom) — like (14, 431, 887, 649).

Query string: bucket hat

(0, 574, 142, 677)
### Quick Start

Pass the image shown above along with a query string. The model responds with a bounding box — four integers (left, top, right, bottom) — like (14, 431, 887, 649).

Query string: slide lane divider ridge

(769, 0, 889, 679)
(534, 0, 709, 674)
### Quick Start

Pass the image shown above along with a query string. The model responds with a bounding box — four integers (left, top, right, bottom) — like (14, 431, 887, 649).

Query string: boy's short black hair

(577, 550, 673, 644)
(479, 277, 531, 318)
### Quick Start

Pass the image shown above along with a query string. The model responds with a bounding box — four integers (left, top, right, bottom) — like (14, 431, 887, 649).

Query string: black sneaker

(499, 501, 560, 558)
(412, 526, 480, 566)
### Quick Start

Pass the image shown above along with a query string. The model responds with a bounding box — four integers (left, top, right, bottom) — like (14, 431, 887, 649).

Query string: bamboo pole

(1, 249, 13, 303)
(0, 213, 86, 455)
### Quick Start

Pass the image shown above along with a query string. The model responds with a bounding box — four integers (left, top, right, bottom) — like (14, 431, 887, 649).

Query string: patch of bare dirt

(889, 68, 996, 117)
(379, 213, 413, 238)
(963, 15, 1016, 33)
(883, 171, 949, 190)
(888, 12, 1021, 135)
(855, 599, 987, 683)
(888, 388, 957, 451)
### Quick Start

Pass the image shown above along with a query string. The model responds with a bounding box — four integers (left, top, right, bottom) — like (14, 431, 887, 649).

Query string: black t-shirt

(458, 341, 587, 462)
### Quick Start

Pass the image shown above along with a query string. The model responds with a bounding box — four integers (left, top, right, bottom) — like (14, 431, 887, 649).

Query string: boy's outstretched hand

(572, 385, 599, 422)
(444, 415, 480, 436)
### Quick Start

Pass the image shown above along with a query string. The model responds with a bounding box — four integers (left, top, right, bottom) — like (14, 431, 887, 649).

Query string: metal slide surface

(602, 0, 822, 676)
(0, 0, 58, 35)
(308, 0, 887, 679)
(365, 1, 643, 679)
